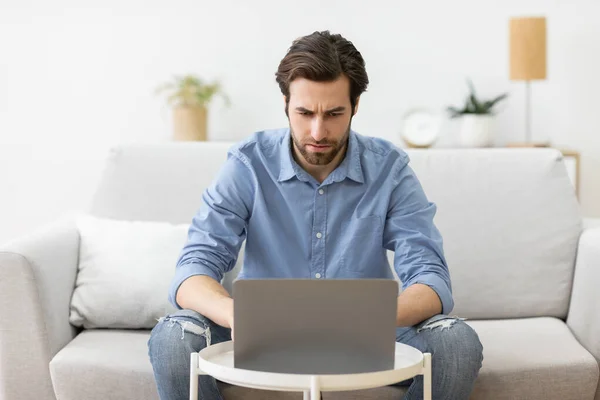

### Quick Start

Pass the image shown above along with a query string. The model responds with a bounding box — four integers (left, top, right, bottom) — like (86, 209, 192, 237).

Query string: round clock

(400, 108, 442, 148)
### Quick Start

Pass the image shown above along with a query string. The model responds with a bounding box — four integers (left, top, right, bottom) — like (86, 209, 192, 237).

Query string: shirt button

(316, 232, 323, 239)
(315, 273, 322, 279)
(318, 189, 324, 195)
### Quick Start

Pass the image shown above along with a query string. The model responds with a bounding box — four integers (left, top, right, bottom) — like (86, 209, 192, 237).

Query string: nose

(310, 117, 326, 142)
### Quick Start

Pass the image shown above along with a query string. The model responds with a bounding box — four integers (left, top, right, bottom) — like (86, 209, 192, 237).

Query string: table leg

(423, 352, 432, 400)
(303, 390, 310, 400)
(190, 352, 199, 400)
(310, 376, 320, 400)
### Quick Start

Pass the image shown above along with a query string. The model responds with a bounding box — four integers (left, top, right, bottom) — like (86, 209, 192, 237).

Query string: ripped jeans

(148, 310, 483, 400)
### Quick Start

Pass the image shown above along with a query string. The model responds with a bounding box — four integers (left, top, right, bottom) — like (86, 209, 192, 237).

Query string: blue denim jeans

(148, 310, 483, 400)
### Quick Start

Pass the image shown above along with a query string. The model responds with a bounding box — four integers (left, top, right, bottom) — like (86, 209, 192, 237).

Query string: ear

(353, 96, 360, 116)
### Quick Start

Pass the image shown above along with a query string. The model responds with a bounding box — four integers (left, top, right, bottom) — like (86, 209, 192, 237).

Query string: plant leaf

(467, 78, 477, 97)
(487, 93, 508, 107)
(447, 79, 507, 116)
(156, 74, 219, 106)
(447, 106, 463, 118)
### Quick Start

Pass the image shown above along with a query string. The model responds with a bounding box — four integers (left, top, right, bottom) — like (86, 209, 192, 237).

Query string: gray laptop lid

(233, 279, 398, 374)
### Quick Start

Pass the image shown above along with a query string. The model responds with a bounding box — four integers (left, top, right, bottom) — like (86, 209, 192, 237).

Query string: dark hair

(275, 30, 369, 115)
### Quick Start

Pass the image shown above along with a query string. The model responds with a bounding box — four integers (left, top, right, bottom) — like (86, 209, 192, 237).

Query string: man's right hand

(226, 302, 235, 342)
(176, 275, 236, 341)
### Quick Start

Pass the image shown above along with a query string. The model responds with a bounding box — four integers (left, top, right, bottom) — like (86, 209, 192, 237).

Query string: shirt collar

(278, 129, 364, 184)
(329, 130, 364, 184)
(278, 129, 303, 182)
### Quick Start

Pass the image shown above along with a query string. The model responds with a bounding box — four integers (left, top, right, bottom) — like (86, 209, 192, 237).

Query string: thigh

(158, 309, 232, 345)
(395, 314, 465, 352)
(149, 308, 231, 356)
(395, 315, 484, 397)
(148, 309, 230, 400)
(392, 315, 470, 387)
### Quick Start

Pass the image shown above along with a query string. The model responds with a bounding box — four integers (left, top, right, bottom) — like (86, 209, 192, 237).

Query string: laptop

(233, 279, 398, 374)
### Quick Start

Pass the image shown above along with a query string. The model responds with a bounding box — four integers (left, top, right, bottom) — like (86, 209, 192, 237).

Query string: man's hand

(176, 275, 235, 336)
(226, 302, 235, 341)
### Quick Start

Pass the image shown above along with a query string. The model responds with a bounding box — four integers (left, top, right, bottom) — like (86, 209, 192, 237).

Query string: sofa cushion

(49, 330, 160, 400)
(90, 142, 231, 224)
(49, 318, 598, 400)
(407, 148, 581, 319)
(467, 317, 599, 399)
(69, 215, 188, 329)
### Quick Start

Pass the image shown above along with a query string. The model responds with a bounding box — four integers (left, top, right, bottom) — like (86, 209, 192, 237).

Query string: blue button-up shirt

(170, 128, 453, 315)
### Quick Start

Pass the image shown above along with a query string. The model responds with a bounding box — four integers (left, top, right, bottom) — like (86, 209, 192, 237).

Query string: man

(148, 30, 483, 400)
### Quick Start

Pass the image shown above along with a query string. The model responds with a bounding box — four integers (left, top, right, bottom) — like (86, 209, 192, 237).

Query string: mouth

(306, 144, 332, 153)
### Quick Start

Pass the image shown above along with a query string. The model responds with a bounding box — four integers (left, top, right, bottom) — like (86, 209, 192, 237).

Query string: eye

(328, 113, 343, 117)
(299, 111, 312, 116)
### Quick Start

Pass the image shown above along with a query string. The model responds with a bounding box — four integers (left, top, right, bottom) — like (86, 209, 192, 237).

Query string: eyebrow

(295, 106, 346, 114)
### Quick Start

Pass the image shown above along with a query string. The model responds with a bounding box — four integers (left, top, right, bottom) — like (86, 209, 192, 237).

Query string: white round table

(190, 341, 432, 400)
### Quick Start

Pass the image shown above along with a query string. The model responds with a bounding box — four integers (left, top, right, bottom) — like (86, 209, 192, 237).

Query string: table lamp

(509, 16, 548, 147)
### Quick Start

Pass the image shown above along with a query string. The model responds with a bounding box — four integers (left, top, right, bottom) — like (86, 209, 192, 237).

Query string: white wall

(1, 0, 599, 244)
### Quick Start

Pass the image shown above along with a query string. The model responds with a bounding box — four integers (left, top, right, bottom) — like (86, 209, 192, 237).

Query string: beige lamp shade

(510, 17, 547, 80)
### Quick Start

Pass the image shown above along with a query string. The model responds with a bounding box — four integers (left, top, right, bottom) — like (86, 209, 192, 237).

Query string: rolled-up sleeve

(168, 151, 255, 309)
(383, 162, 454, 315)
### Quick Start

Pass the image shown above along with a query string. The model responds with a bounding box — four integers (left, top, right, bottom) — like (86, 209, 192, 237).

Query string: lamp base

(506, 141, 551, 148)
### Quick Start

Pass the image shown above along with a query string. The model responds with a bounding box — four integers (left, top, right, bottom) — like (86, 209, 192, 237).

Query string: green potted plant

(447, 79, 508, 147)
(156, 74, 230, 141)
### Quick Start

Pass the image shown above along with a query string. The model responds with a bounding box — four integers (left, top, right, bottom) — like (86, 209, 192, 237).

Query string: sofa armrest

(567, 226, 600, 392)
(0, 218, 80, 400)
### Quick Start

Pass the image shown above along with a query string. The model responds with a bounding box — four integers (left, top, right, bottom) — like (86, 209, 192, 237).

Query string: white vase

(458, 114, 495, 148)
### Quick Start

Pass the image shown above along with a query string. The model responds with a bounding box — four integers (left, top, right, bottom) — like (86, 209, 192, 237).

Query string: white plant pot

(458, 114, 495, 148)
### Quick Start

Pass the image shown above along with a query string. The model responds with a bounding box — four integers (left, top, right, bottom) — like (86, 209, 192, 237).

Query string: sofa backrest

(90, 143, 581, 320)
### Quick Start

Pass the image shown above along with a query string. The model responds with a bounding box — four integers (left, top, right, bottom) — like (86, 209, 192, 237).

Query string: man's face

(286, 75, 357, 166)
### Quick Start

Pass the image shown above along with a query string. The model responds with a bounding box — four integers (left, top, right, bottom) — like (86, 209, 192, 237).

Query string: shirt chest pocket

(339, 215, 384, 275)
(341, 215, 383, 238)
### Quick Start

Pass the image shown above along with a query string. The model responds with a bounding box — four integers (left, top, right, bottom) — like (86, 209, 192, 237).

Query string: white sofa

(1, 142, 599, 400)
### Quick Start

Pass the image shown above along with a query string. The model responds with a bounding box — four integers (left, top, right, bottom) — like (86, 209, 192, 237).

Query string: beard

(290, 122, 351, 166)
